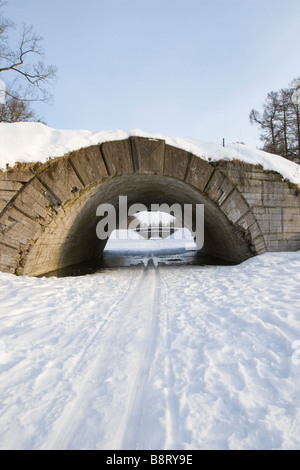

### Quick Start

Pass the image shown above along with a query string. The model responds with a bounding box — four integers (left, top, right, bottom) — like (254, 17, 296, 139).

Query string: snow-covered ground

(0, 245, 300, 450)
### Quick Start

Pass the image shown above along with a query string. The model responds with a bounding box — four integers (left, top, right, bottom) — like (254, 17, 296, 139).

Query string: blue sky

(2, 0, 300, 147)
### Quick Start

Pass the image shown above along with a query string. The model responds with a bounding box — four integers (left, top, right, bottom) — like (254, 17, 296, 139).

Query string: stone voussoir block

(68, 145, 109, 185)
(101, 140, 133, 177)
(220, 189, 250, 224)
(185, 155, 214, 192)
(204, 170, 234, 206)
(130, 137, 165, 174)
(0, 206, 41, 245)
(164, 145, 191, 180)
(10, 177, 55, 221)
(35, 157, 85, 204)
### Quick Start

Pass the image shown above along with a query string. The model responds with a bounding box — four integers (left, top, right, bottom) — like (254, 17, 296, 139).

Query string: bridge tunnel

(2, 136, 299, 277)
(53, 173, 253, 274)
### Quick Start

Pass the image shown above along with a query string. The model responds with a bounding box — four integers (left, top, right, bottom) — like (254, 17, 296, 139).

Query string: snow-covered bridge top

(0, 122, 299, 186)
(0, 122, 299, 276)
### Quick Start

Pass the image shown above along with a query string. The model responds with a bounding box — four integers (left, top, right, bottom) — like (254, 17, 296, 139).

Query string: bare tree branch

(0, 2, 57, 118)
(250, 83, 300, 163)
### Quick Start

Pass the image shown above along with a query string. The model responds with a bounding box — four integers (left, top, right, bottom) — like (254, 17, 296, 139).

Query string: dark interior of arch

(58, 174, 253, 270)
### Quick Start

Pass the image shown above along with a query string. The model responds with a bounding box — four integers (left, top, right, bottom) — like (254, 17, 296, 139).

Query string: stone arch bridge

(0, 136, 299, 276)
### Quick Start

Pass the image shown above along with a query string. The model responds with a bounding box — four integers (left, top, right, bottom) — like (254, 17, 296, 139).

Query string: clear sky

(2, 0, 300, 148)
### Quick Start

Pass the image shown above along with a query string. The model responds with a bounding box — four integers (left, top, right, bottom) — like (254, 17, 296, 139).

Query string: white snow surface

(0, 249, 300, 450)
(0, 122, 299, 185)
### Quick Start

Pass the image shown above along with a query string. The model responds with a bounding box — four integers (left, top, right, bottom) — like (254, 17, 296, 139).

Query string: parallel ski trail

(45, 265, 147, 450)
(116, 263, 159, 450)
(158, 267, 184, 450)
(45, 263, 190, 450)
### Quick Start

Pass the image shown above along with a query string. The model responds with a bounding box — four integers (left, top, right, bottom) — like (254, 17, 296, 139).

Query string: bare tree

(250, 80, 300, 164)
(0, 0, 57, 122)
(0, 93, 38, 122)
(250, 91, 281, 155)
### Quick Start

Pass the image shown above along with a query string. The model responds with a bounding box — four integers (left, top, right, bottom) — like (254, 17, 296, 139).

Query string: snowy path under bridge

(0, 252, 300, 450)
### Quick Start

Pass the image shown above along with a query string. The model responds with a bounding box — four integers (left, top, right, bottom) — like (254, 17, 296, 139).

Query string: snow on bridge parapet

(0, 122, 299, 186)
(0, 125, 299, 276)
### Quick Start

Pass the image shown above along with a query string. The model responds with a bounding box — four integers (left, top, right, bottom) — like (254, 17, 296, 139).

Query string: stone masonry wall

(214, 161, 300, 253)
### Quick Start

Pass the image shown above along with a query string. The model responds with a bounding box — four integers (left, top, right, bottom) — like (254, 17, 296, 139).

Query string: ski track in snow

(45, 266, 147, 450)
(0, 252, 300, 449)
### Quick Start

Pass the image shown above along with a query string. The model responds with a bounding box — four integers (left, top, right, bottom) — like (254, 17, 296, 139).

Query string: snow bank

(0, 122, 299, 185)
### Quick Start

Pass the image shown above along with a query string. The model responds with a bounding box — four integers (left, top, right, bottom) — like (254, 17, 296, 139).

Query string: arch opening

(34, 173, 253, 277)
(100, 210, 198, 270)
